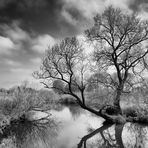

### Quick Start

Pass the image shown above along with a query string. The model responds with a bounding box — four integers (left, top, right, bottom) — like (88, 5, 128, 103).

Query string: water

(0, 105, 148, 148)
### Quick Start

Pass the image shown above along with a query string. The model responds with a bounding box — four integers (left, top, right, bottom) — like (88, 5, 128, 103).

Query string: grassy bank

(58, 88, 148, 124)
(0, 86, 60, 128)
(1, 85, 148, 126)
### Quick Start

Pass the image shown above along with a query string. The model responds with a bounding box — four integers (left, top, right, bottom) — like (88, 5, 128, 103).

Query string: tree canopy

(86, 6, 148, 109)
(34, 37, 91, 106)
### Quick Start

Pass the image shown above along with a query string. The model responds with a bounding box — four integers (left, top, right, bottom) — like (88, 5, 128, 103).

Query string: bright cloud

(62, 0, 105, 19)
(32, 34, 56, 53)
(0, 22, 56, 54)
(2, 21, 30, 42)
(0, 22, 32, 53)
(4, 59, 21, 66)
(30, 57, 42, 64)
(1, 67, 39, 89)
(138, 4, 148, 20)
(105, 0, 132, 10)
(62, 0, 133, 21)
(61, 9, 78, 26)
(0, 36, 15, 54)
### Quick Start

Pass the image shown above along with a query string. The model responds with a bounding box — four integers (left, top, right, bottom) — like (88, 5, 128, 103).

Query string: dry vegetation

(0, 85, 60, 128)
(0, 83, 148, 127)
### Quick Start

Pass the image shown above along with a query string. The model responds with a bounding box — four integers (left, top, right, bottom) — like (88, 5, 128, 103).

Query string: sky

(0, 0, 148, 89)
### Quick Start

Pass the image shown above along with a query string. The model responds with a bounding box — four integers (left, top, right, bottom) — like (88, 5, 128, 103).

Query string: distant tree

(0, 88, 7, 93)
(86, 6, 148, 112)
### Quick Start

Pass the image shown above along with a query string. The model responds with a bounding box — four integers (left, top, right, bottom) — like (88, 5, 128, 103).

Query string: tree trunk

(114, 85, 123, 113)
(77, 123, 112, 148)
(72, 89, 123, 122)
(115, 124, 124, 148)
(80, 104, 116, 123)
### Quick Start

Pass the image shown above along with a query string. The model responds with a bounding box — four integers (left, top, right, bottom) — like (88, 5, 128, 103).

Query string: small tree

(86, 6, 148, 111)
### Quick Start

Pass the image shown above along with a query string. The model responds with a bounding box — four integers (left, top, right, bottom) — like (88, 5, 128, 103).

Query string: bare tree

(86, 6, 148, 112)
(33, 37, 101, 116)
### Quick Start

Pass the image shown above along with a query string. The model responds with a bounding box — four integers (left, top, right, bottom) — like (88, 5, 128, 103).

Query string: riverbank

(1, 86, 148, 130)
(0, 105, 147, 148)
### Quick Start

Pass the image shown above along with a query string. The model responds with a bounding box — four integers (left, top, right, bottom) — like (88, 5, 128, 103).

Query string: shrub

(38, 89, 59, 104)
(86, 90, 114, 109)
(105, 106, 119, 115)
(123, 107, 138, 118)
(59, 95, 77, 105)
(0, 86, 54, 120)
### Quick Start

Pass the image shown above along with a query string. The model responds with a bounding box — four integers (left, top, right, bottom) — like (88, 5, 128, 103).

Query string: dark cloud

(129, 0, 148, 12)
(0, 0, 86, 38)
(1, 0, 148, 38)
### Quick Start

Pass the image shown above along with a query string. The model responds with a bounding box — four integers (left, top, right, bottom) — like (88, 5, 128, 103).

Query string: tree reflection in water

(77, 122, 115, 148)
(0, 107, 148, 148)
(68, 105, 83, 119)
(0, 118, 57, 148)
(77, 121, 148, 148)
(125, 123, 148, 148)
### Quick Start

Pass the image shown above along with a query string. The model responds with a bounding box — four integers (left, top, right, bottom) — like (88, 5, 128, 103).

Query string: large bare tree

(86, 6, 148, 111)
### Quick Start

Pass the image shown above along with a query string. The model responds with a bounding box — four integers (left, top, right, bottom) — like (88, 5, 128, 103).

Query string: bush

(38, 89, 59, 104)
(0, 87, 38, 119)
(123, 107, 138, 118)
(0, 86, 56, 121)
(105, 106, 119, 115)
(86, 90, 114, 109)
(59, 95, 77, 105)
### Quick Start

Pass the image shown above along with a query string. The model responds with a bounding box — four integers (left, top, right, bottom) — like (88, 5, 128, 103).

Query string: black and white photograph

(1, 0, 148, 147)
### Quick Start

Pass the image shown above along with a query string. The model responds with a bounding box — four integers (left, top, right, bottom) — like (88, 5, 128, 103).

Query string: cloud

(61, 9, 79, 26)
(62, 0, 133, 21)
(105, 0, 132, 10)
(138, 10, 148, 20)
(0, 0, 66, 37)
(0, 22, 56, 54)
(10, 67, 36, 82)
(32, 34, 56, 53)
(0, 21, 33, 51)
(62, 0, 105, 19)
(0, 21, 56, 88)
(0, 0, 48, 9)
(0, 0, 147, 39)
(0, 22, 33, 55)
(30, 57, 42, 64)
(0, 36, 15, 54)
(60, 0, 134, 35)
(4, 59, 21, 66)
(2, 21, 30, 42)
(0, 0, 13, 9)
(1, 67, 38, 88)
(128, 0, 148, 12)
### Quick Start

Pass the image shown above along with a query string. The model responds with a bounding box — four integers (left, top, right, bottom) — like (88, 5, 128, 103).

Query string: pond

(0, 105, 148, 148)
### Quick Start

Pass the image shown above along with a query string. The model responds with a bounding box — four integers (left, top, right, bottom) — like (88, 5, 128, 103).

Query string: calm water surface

(0, 105, 148, 148)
